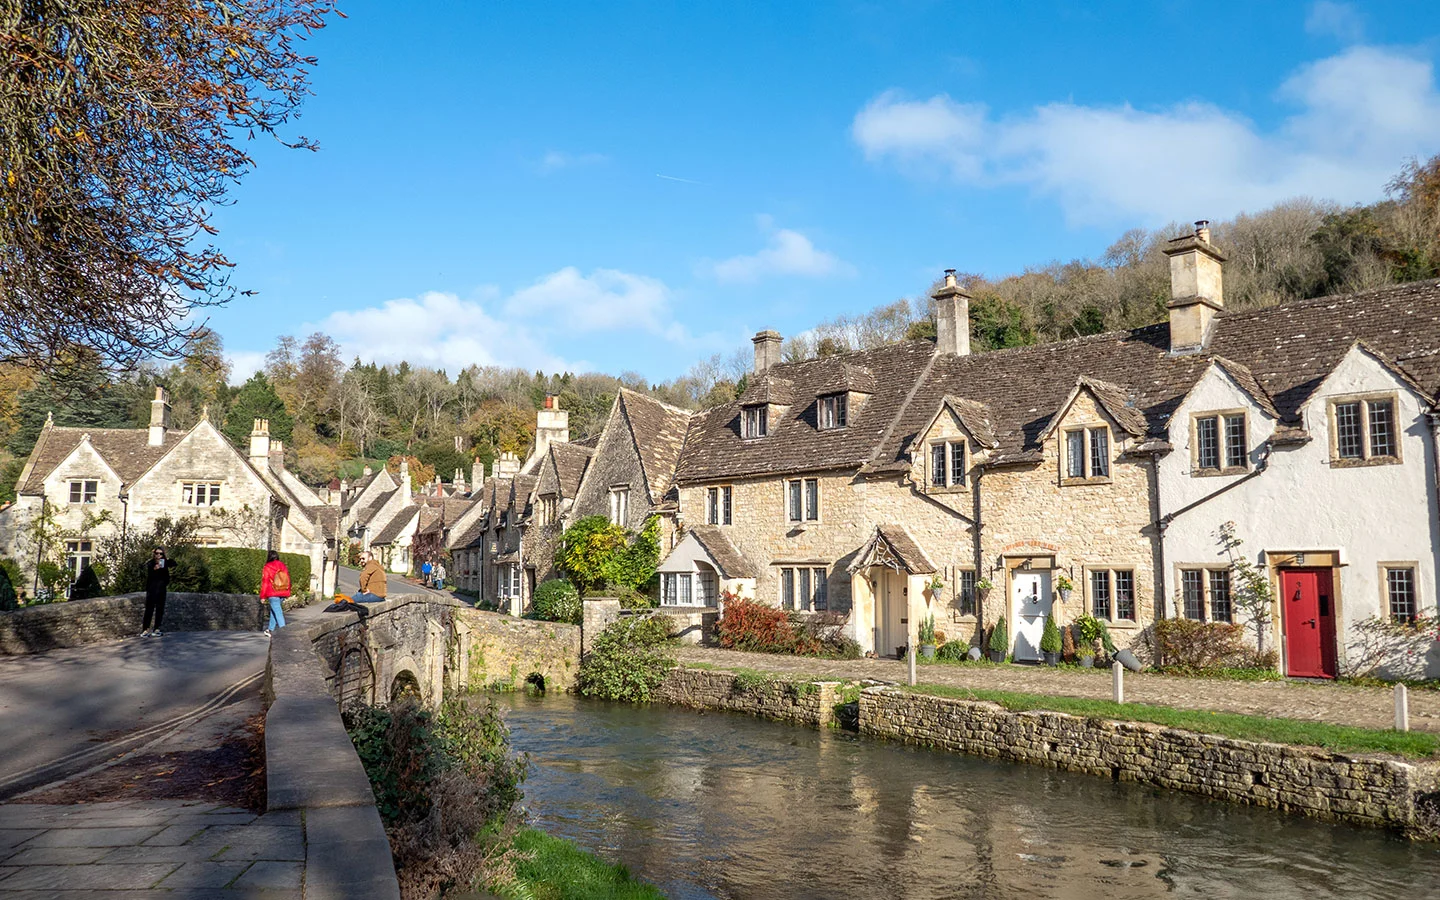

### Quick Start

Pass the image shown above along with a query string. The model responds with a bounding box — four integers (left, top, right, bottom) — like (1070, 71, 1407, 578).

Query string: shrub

(556, 515, 660, 595)
(716, 598, 797, 653)
(1073, 614, 1102, 647)
(200, 547, 311, 597)
(1040, 616, 1062, 654)
(1154, 618, 1250, 671)
(936, 640, 970, 662)
(0, 560, 16, 610)
(578, 615, 676, 702)
(988, 617, 1008, 654)
(100, 516, 209, 594)
(918, 614, 936, 645)
(1061, 621, 1077, 660)
(532, 579, 581, 624)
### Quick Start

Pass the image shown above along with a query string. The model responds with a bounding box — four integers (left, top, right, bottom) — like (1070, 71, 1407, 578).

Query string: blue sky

(210, 0, 1440, 383)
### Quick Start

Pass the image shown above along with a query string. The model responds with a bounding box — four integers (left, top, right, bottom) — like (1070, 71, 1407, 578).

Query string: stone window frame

(817, 393, 848, 430)
(742, 405, 769, 439)
(926, 438, 968, 492)
(783, 477, 820, 524)
(181, 480, 222, 507)
(777, 564, 828, 611)
(1189, 408, 1249, 477)
(1378, 561, 1421, 624)
(1059, 425, 1114, 486)
(1174, 564, 1234, 623)
(1326, 391, 1402, 468)
(706, 485, 733, 526)
(608, 485, 630, 526)
(67, 479, 98, 504)
(953, 568, 978, 619)
(1084, 566, 1137, 622)
(537, 494, 558, 527)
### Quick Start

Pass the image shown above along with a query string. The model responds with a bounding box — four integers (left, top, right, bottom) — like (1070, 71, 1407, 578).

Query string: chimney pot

(931, 269, 972, 357)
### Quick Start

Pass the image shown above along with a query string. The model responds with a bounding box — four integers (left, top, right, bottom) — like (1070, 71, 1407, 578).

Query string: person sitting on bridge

(355, 551, 387, 603)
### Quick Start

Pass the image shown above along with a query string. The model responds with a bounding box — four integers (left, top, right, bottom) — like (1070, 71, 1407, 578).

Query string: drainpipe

(972, 465, 986, 640)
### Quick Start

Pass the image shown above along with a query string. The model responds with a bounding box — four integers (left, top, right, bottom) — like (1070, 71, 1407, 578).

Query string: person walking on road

(260, 550, 291, 636)
(434, 561, 447, 590)
(420, 558, 433, 588)
(141, 547, 170, 636)
(355, 550, 387, 603)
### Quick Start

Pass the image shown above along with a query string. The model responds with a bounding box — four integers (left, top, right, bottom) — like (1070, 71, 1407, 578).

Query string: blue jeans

(353, 591, 384, 603)
(268, 597, 286, 630)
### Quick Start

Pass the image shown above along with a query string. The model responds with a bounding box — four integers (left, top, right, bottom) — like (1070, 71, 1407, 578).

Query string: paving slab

(0, 845, 111, 865)
(233, 859, 303, 890)
(0, 861, 178, 890)
(23, 825, 168, 848)
(139, 822, 212, 846)
(97, 843, 226, 864)
(151, 859, 252, 889)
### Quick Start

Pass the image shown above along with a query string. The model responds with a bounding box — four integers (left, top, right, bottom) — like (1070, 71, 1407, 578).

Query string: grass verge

(907, 683, 1440, 759)
(494, 828, 665, 900)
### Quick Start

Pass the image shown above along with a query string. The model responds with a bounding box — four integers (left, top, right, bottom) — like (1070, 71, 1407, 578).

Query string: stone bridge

(307, 594, 582, 706)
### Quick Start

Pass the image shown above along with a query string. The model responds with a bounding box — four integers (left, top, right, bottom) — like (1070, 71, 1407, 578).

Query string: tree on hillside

(223, 373, 293, 449)
(7, 357, 141, 457)
(0, 0, 337, 372)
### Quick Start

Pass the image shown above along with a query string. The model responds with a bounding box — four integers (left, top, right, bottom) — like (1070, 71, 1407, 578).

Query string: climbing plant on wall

(555, 514, 661, 596)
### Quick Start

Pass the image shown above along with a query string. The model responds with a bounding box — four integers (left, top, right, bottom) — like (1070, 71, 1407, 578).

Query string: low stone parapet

(657, 667, 840, 728)
(0, 592, 264, 654)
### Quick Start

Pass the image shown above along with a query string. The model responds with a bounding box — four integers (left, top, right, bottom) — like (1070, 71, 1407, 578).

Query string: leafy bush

(578, 615, 676, 702)
(556, 515, 660, 595)
(532, 579, 581, 624)
(0, 560, 16, 610)
(200, 547, 311, 596)
(936, 640, 970, 662)
(1040, 616, 1062, 654)
(988, 617, 1008, 654)
(1154, 618, 1253, 671)
(716, 598, 797, 653)
(100, 516, 210, 593)
(1073, 614, 1103, 647)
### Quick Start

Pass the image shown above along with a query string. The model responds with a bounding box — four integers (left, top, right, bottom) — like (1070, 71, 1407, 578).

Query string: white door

(872, 571, 907, 658)
(1011, 571, 1053, 662)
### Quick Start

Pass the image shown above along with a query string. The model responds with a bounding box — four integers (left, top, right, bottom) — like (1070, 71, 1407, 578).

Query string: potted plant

(1055, 572, 1074, 602)
(918, 614, 937, 661)
(976, 577, 994, 600)
(1074, 613, 1102, 665)
(926, 574, 945, 596)
(987, 617, 1008, 663)
(1077, 644, 1096, 668)
(1039, 616, 1062, 666)
(1061, 620, 1077, 662)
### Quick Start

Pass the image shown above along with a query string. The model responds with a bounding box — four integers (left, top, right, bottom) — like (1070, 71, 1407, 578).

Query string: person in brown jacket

(355, 550, 387, 603)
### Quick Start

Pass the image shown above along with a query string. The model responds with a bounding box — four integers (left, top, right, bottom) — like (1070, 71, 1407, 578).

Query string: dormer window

(1193, 412, 1247, 474)
(818, 394, 847, 430)
(742, 406, 768, 439)
(928, 441, 966, 488)
(1062, 426, 1111, 484)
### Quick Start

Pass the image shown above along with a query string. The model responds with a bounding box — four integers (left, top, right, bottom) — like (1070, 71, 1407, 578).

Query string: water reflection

(498, 694, 1440, 900)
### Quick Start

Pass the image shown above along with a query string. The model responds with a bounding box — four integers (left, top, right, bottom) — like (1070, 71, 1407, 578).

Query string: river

(498, 693, 1440, 900)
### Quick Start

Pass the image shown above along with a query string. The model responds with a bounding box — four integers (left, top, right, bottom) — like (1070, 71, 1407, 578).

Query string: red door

(1281, 569, 1337, 678)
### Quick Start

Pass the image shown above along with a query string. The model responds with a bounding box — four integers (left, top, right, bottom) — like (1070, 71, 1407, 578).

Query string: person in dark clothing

(142, 547, 170, 636)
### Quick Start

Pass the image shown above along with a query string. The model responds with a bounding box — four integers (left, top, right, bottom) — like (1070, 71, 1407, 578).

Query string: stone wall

(0, 592, 262, 654)
(454, 606, 580, 693)
(858, 686, 1438, 832)
(657, 667, 839, 728)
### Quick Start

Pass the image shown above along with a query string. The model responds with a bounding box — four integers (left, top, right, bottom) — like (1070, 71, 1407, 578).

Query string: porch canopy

(848, 524, 937, 575)
(658, 525, 755, 578)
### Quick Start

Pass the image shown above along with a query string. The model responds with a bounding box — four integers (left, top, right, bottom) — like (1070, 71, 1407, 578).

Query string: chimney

(148, 387, 172, 447)
(531, 394, 570, 466)
(269, 440, 285, 472)
(931, 269, 971, 357)
(454, 468, 466, 494)
(1163, 220, 1226, 354)
(249, 418, 270, 462)
(496, 451, 522, 478)
(399, 457, 412, 505)
(752, 330, 782, 374)
(471, 457, 485, 491)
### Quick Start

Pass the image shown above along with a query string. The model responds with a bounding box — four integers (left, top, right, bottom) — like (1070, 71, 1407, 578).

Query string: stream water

(497, 693, 1440, 900)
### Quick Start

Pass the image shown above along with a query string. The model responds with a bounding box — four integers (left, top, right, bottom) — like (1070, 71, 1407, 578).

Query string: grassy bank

(492, 829, 665, 900)
(907, 683, 1440, 759)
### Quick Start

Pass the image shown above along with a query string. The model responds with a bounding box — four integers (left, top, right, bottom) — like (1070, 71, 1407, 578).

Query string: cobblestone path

(673, 646, 1440, 734)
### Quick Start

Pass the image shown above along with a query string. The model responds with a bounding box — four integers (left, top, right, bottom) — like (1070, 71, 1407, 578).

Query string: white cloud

(852, 45, 1440, 226)
(707, 220, 856, 283)
(1306, 1, 1364, 42)
(225, 350, 267, 385)
(537, 150, 608, 172)
(502, 267, 673, 332)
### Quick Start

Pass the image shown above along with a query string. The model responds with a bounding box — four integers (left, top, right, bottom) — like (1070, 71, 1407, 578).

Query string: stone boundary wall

(0, 592, 265, 654)
(657, 667, 839, 728)
(265, 622, 402, 899)
(455, 607, 581, 693)
(858, 687, 1440, 832)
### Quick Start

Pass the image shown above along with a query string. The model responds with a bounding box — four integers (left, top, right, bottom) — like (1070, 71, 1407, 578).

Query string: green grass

(906, 683, 1440, 759)
(494, 828, 665, 900)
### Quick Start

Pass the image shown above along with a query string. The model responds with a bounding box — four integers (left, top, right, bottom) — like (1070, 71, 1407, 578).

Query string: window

(785, 478, 818, 523)
(928, 441, 967, 488)
(698, 570, 718, 606)
(1195, 413, 1248, 473)
(182, 481, 221, 506)
(537, 496, 558, 526)
(68, 480, 98, 504)
(742, 406, 768, 438)
(706, 486, 733, 525)
(1208, 569, 1232, 623)
(1196, 417, 1219, 470)
(931, 444, 947, 487)
(662, 573, 693, 607)
(1089, 568, 1136, 621)
(1063, 427, 1111, 482)
(64, 540, 93, 578)
(819, 394, 847, 429)
(608, 486, 629, 526)
(498, 564, 521, 600)
(957, 570, 977, 617)
(1181, 569, 1204, 619)
(950, 441, 966, 486)
(1178, 566, 1233, 622)
(1224, 415, 1247, 468)
(1386, 566, 1417, 623)
(779, 566, 828, 611)
(1331, 396, 1399, 464)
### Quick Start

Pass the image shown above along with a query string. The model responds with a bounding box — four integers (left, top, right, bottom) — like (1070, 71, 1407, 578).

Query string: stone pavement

(674, 645, 1440, 734)
(0, 800, 301, 897)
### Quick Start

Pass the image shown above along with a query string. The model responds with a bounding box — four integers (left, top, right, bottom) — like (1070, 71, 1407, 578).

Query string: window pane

(1209, 569, 1232, 622)
(931, 444, 946, 486)
(788, 481, 802, 521)
(1182, 570, 1204, 620)
(707, 488, 717, 525)
(782, 568, 795, 610)
(758, 407, 767, 436)
(678, 574, 691, 605)
(723, 486, 732, 525)
(1224, 415, 1247, 468)
(1388, 568, 1416, 623)
(812, 568, 828, 611)
(1368, 400, 1395, 458)
(1066, 431, 1086, 479)
(70, 482, 82, 503)
(958, 570, 976, 616)
(836, 394, 847, 427)
(1090, 570, 1110, 619)
(799, 568, 811, 611)
(950, 442, 965, 486)
(805, 479, 819, 521)
(1335, 402, 1363, 458)
(1196, 416, 1219, 469)
(1089, 428, 1109, 477)
(662, 574, 675, 605)
(1114, 570, 1135, 620)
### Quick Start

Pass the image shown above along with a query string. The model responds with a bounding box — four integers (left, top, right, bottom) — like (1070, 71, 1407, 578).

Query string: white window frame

(64, 539, 93, 578)
(68, 479, 98, 504)
(608, 486, 630, 526)
(661, 572, 694, 607)
(181, 481, 222, 507)
(742, 405, 769, 439)
(1061, 426, 1113, 484)
(1380, 563, 1420, 624)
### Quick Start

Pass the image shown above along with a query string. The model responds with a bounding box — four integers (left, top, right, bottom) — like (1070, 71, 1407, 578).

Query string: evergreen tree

(222, 373, 293, 449)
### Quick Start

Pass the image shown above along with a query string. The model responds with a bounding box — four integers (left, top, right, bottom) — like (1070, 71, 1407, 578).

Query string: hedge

(197, 548, 312, 596)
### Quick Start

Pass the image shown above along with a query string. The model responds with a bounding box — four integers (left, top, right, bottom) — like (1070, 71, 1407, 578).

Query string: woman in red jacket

(260, 550, 291, 636)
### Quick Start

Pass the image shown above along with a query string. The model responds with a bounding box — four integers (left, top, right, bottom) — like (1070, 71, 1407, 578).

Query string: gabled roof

(618, 389, 691, 504)
(923, 396, 999, 449)
(737, 374, 796, 406)
(1210, 357, 1281, 419)
(549, 443, 592, 498)
(371, 506, 420, 546)
(1037, 376, 1147, 441)
(848, 524, 937, 575)
(686, 525, 756, 578)
(18, 426, 181, 494)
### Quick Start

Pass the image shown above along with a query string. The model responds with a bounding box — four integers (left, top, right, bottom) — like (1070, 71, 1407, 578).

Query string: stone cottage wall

(454, 606, 580, 693)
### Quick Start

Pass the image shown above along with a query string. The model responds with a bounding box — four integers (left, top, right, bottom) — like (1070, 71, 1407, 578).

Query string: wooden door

(1011, 571, 1053, 662)
(1282, 568, 1337, 678)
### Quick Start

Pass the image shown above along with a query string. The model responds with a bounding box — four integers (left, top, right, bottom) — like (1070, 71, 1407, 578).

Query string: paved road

(335, 564, 458, 601)
(0, 632, 270, 800)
